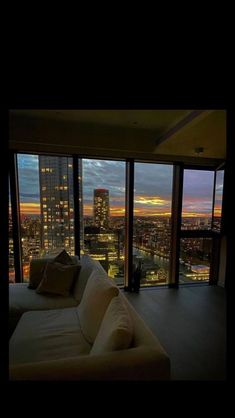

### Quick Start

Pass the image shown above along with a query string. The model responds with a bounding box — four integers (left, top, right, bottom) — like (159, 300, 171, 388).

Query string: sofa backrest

(73, 255, 108, 303)
(76, 269, 119, 343)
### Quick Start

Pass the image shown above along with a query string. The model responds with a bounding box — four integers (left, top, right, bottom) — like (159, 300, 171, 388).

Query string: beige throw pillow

(54, 249, 76, 265)
(36, 262, 80, 297)
(77, 271, 119, 344)
(28, 257, 54, 289)
(90, 295, 133, 355)
(28, 251, 79, 290)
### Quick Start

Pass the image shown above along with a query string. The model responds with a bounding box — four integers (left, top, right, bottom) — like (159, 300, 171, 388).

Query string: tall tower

(94, 189, 109, 230)
(39, 156, 75, 255)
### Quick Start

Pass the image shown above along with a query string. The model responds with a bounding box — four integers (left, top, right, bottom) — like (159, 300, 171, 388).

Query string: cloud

(82, 159, 125, 204)
(183, 170, 214, 197)
(18, 155, 40, 203)
(20, 202, 40, 215)
(134, 163, 173, 198)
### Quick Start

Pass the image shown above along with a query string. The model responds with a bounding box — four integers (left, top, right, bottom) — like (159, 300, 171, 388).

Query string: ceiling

(9, 109, 226, 163)
(10, 109, 191, 130)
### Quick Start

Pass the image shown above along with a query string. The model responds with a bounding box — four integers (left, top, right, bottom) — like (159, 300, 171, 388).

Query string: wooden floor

(123, 284, 226, 381)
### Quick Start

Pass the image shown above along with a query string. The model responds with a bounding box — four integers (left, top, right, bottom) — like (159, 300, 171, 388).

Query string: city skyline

(16, 155, 224, 217)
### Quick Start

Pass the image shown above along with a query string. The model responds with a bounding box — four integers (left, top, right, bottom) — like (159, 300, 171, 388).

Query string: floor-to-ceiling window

(17, 154, 75, 282)
(10, 152, 224, 288)
(180, 169, 214, 283)
(212, 169, 224, 231)
(82, 158, 126, 286)
(133, 163, 173, 286)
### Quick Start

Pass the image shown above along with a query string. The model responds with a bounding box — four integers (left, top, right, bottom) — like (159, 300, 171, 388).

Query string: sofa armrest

(9, 346, 170, 381)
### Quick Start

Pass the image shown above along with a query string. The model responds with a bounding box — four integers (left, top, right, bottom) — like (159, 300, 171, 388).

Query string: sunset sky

(15, 155, 224, 217)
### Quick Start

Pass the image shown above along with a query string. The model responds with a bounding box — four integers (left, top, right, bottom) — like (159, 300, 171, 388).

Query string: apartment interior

(8, 109, 228, 381)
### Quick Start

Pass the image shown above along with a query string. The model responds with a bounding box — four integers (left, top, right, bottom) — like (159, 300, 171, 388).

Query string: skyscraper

(94, 189, 109, 229)
(39, 156, 78, 255)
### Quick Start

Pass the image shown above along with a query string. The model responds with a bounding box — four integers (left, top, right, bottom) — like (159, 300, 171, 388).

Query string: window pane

(9, 181, 15, 283)
(179, 238, 211, 283)
(213, 170, 224, 231)
(133, 163, 173, 287)
(181, 170, 214, 230)
(18, 154, 75, 282)
(82, 159, 126, 286)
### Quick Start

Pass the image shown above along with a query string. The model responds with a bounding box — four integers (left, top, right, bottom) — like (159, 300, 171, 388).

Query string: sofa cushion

(36, 262, 81, 297)
(77, 270, 119, 344)
(10, 307, 92, 365)
(73, 255, 107, 303)
(90, 295, 133, 355)
(28, 254, 79, 289)
(9, 283, 78, 317)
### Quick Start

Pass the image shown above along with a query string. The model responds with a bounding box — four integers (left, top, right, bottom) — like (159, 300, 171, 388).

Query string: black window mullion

(211, 170, 216, 229)
(124, 159, 134, 291)
(9, 152, 23, 283)
(169, 164, 184, 287)
(72, 156, 80, 258)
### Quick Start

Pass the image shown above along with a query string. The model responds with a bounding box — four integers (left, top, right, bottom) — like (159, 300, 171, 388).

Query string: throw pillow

(28, 257, 54, 289)
(90, 295, 133, 355)
(36, 261, 81, 297)
(77, 271, 119, 344)
(28, 252, 80, 289)
(53, 249, 76, 265)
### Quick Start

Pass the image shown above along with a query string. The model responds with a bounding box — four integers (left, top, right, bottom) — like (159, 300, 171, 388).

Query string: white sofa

(9, 255, 97, 337)
(9, 255, 171, 380)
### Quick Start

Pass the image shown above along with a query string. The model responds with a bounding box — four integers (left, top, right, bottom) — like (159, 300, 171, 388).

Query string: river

(133, 247, 169, 270)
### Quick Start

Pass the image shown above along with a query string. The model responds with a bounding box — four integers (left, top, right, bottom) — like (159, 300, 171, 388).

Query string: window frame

(9, 150, 225, 287)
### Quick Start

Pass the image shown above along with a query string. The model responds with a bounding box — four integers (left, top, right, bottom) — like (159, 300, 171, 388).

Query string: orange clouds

(20, 199, 220, 218)
(134, 195, 167, 206)
(181, 211, 211, 218)
(20, 203, 40, 215)
(133, 208, 171, 216)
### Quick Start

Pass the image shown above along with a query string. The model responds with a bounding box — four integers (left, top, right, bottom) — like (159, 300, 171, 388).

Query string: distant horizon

(16, 212, 219, 219)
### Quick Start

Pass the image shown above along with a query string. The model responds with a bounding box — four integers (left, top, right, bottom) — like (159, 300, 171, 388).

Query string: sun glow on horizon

(19, 201, 219, 218)
(20, 202, 40, 215)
